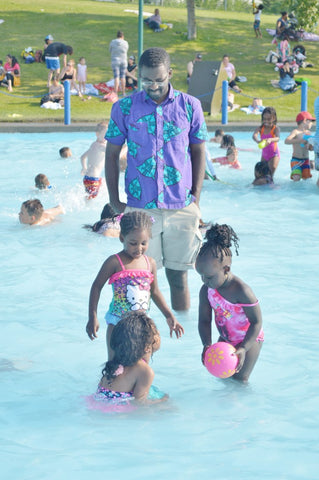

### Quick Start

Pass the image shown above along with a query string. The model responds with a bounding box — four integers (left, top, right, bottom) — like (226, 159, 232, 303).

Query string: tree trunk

(187, 0, 196, 40)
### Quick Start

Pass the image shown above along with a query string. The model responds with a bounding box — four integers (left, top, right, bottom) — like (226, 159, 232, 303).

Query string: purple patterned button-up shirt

(105, 85, 207, 209)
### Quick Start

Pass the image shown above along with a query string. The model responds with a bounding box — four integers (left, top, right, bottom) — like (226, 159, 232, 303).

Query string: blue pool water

(1, 131, 319, 480)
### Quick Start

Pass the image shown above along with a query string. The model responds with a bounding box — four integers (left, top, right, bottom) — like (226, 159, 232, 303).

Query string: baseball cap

(296, 111, 315, 123)
(196, 53, 202, 59)
(45, 34, 54, 41)
(129, 55, 135, 61)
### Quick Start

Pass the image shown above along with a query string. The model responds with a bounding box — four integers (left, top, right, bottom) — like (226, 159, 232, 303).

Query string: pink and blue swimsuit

(207, 288, 264, 346)
(105, 254, 154, 325)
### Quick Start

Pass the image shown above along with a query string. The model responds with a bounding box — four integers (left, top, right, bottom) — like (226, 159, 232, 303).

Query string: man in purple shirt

(105, 47, 207, 312)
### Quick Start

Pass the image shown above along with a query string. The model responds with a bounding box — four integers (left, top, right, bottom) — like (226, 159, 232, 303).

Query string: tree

(289, 0, 319, 31)
(187, 0, 196, 40)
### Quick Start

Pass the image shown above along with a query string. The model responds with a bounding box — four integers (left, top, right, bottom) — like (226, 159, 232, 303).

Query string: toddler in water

(212, 134, 241, 169)
(83, 203, 120, 237)
(34, 173, 51, 190)
(284, 111, 315, 181)
(77, 57, 87, 96)
(19, 199, 64, 226)
(252, 161, 274, 185)
(87, 312, 167, 412)
(80, 122, 107, 199)
(86, 211, 184, 359)
(196, 223, 263, 382)
(253, 106, 280, 177)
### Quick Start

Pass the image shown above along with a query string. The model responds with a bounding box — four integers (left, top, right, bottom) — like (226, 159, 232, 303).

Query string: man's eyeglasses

(140, 77, 168, 87)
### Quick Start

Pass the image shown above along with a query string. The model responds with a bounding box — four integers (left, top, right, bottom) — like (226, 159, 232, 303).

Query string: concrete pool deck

(0, 121, 295, 133)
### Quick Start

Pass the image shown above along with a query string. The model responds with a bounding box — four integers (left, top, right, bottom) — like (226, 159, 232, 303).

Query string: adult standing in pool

(105, 47, 207, 311)
(43, 41, 73, 87)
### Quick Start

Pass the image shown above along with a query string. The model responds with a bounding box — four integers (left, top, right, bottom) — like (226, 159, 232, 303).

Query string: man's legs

(165, 268, 190, 311)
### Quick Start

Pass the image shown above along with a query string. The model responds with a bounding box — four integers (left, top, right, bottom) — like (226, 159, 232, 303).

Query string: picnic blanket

(266, 28, 319, 41)
(240, 105, 265, 114)
(40, 101, 63, 110)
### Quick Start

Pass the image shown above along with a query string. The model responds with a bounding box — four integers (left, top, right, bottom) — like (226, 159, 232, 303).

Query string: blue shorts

(45, 57, 60, 71)
(254, 20, 260, 30)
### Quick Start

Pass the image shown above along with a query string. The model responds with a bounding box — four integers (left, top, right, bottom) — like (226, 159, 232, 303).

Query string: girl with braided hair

(195, 223, 264, 382)
(86, 211, 184, 359)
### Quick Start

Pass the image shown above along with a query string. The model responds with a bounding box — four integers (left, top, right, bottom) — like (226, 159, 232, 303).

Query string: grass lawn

(1, 0, 319, 124)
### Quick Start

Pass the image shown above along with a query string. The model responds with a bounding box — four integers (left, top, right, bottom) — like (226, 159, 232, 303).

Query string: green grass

(1, 0, 319, 124)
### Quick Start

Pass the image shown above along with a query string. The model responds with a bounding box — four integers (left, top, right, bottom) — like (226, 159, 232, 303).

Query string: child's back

(82, 139, 106, 178)
(81, 122, 108, 198)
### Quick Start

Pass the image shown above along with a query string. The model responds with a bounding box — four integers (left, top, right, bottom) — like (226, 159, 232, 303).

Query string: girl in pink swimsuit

(252, 106, 280, 177)
(86, 311, 168, 411)
(86, 211, 184, 359)
(196, 223, 264, 382)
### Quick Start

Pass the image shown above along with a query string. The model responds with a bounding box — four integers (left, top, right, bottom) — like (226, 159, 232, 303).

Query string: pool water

(1, 131, 319, 480)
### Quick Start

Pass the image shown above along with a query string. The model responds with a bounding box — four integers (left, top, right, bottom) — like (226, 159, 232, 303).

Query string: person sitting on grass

(144, 8, 162, 32)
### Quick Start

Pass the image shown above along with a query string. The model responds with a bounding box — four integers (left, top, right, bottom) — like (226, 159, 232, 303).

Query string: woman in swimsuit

(59, 59, 82, 97)
(86, 211, 184, 359)
(253, 106, 280, 177)
(196, 223, 264, 382)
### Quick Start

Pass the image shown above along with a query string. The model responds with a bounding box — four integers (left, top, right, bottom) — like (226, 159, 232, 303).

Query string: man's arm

(190, 142, 206, 205)
(105, 141, 126, 212)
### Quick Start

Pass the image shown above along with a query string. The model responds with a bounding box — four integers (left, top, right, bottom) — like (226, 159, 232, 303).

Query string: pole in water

(221, 80, 228, 125)
(64, 80, 71, 125)
(313, 96, 319, 170)
(301, 81, 308, 112)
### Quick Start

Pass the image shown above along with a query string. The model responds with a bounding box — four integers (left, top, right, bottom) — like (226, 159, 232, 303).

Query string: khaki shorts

(125, 203, 203, 270)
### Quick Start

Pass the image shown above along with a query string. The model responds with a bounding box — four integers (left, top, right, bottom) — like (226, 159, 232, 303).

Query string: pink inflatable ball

(204, 342, 239, 379)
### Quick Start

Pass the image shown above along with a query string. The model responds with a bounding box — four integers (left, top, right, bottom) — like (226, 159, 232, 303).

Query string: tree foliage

(263, 0, 319, 31)
(289, 0, 319, 30)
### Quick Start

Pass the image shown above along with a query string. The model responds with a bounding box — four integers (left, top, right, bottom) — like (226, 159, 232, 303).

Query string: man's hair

(139, 47, 170, 70)
(22, 199, 44, 220)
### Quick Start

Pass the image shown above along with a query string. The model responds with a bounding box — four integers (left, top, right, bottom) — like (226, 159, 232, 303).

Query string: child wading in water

(211, 134, 241, 169)
(87, 312, 168, 411)
(253, 106, 280, 177)
(83, 203, 120, 237)
(252, 161, 274, 185)
(195, 224, 264, 382)
(86, 211, 184, 359)
(80, 122, 108, 199)
(284, 111, 315, 181)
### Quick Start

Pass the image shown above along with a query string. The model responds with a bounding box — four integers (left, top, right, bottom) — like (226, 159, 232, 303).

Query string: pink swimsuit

(260, 125, 280, 162)
(207, 288, 264, 346)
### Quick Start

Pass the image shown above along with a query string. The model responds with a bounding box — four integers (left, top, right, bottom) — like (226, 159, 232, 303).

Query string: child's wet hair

(198, 223, 239, 261)
(34, 173, 50, 189)
(120, 211, 153, 237)
(102, 311, 158, 381)
(100, 203, 116, 221)
(22, 199, 44, 220)
(221, 134, 235, 148)
(215, 128, 224, 137)
(261, 106, 277, 125)
(83, 203, 117, 232)
(255, 161, 271, 178)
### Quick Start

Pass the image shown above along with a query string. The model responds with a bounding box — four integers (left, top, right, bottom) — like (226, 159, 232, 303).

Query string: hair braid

(199, 223, 239, 261)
